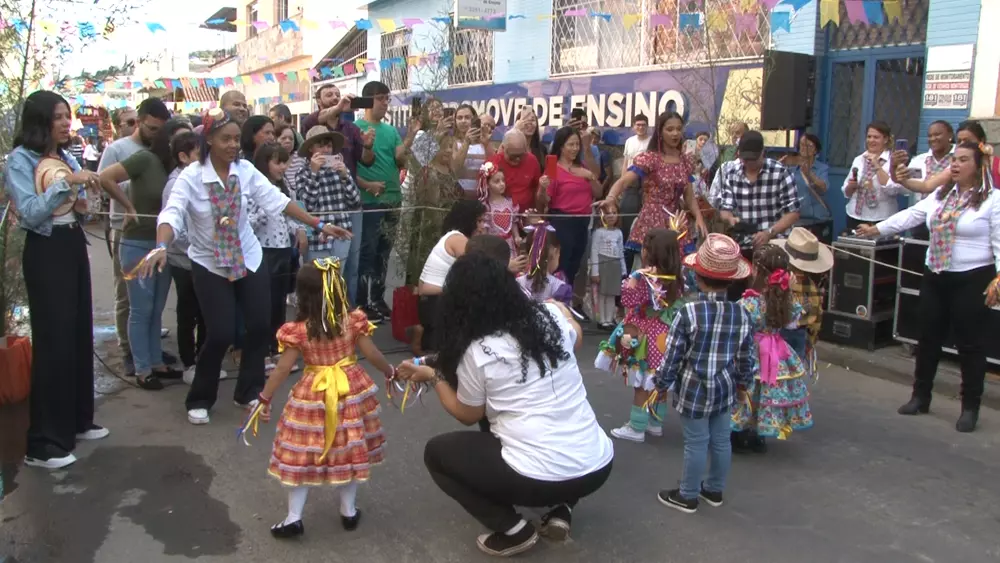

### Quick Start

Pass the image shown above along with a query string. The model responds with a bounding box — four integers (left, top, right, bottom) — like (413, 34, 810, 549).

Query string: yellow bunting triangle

(623, 13, 642, 30)
(740, 0, 757, 11)
(454, 54, 468, 67)
(707, 11, 728, 32)
(883, 0, 902, 22)
(377, 18, 396, 32)
(820, 0, 839, 27)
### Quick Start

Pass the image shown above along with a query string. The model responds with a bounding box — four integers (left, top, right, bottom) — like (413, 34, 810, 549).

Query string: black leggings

(913, 265, 994, 410)
(170, 266, 205, 368)
(187, 262, 270, 410)
(263, 247, 292, 355)
(417, 294, 439, 352)
(424, 431, 613, 533)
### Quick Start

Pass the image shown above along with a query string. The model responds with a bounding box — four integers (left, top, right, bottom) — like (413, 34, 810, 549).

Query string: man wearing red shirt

(488, 129, 549, 211)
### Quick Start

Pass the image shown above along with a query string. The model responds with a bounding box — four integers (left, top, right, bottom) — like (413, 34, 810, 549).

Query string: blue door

(818, 47, 926, 234)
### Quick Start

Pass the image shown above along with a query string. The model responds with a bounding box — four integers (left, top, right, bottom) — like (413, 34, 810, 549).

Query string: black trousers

(263, 247, 292, 354)
(187, 262, 270, 410)
(844, 216, 866, 233)
(914, 265, 994, 410)
(424, 431, 613, 533)
(170, 266, 206, 368)
(417, 294, 440, 352)
(23, 225, 94, 455)
(549, 211, 590, 287)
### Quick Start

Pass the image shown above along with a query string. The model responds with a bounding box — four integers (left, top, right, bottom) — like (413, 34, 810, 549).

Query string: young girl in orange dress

(241, 258, 395, 539)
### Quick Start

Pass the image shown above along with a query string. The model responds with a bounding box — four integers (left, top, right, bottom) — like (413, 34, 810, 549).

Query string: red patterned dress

(627, 151, 694, 251)
(268, 310, 385, 487)
(484, 196, 519, 255)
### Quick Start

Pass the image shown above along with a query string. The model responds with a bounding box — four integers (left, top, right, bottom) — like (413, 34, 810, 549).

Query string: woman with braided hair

(858, 141, 1000, 433)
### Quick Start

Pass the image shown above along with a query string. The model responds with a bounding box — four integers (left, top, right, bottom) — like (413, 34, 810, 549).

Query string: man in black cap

(713, 130, 800, 249)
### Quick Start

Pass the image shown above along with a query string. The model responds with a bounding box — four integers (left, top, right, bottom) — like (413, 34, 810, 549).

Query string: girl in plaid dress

(252, 258, 395, 539)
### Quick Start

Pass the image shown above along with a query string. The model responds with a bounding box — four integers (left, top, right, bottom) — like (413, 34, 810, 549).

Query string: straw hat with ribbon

(772, 227, 834, 274)
(682, 233, 751, 280)
(34, 156, 76, 216)
(299, 126, 346, 158)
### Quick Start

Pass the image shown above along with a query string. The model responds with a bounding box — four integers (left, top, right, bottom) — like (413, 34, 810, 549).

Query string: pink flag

(844, 0, 868, 23)
(402, 17, 423, 27)
(734, 13, 757, 35)
(761, 0, 782, 9)
(564, 8, 586, 16)
(650, 14, 673, 27)
(329, 19, 347, 29)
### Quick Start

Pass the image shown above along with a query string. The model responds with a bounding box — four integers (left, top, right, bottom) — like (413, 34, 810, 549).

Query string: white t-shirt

(456, 303, 614, 481)
(458, 142, 487, 194)
(623, 135, 650, 170)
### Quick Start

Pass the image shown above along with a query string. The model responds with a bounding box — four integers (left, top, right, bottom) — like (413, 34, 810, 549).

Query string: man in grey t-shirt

(98, 98, 168, 375)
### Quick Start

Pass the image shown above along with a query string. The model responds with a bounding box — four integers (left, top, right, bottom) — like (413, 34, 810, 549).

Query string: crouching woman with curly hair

(395, 253, 614, 557)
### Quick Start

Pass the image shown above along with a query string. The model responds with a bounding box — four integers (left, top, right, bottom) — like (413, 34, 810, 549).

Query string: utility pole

(15, 0, 38, 104)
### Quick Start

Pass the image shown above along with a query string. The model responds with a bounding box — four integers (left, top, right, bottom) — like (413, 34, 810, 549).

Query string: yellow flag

(454, 54, 468, 67)
(707, 11, 728, 32)
(355, 58, 367, 73)
(623, 13, 642, 30)
(883, 0, 902, 22)
(377, 18, 396, 32)
(820, 0, 839, 27)
(302, 19, 320, 30)
(39, 20, 57, 34)
(536, 14, 555, 20)
(740, 0, 757, 11)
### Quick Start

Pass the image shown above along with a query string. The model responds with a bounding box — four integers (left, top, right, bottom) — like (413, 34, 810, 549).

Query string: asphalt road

(1, 226, 998, 563)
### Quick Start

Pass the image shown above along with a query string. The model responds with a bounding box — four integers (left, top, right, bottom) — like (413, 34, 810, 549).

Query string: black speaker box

(761, 50, 816, 131)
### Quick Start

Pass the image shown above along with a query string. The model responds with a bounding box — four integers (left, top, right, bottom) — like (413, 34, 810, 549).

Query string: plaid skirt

(267, 364, 385, 487)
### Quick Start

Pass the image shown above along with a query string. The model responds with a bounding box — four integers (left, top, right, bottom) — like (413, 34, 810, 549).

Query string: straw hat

(772, 227, 834, 274)
(299, 126, 345, 158)
(34, 156, 76, 216)
(682, 233, 751, 280)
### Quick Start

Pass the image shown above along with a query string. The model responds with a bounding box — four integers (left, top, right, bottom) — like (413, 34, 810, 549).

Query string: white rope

(822, 241, 924, 278)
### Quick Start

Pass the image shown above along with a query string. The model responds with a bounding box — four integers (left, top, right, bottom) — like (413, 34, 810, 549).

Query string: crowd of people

(5, 82, 1000, 558)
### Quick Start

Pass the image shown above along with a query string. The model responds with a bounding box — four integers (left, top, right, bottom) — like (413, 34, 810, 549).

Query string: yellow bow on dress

(308, 356, 358, 462)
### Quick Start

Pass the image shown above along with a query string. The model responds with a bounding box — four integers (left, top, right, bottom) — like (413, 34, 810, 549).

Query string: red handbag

(391, 286, 420, 343)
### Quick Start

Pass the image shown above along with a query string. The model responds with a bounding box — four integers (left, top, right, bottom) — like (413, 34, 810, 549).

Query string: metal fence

(380, 29, 411, 92)
(830, 0, 927, 50)
(448, 25, 494, 86)
(550, 0, 771, 77)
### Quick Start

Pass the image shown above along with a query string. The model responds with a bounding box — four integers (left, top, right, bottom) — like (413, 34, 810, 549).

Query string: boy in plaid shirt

(654, 234, 757, 514)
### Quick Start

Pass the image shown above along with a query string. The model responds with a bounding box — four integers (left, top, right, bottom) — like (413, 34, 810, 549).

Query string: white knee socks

(339, 481, 358, 517)
(284, 481, 358, 523)
(599, 295, 617, 324)
(285, 486, 309, 525)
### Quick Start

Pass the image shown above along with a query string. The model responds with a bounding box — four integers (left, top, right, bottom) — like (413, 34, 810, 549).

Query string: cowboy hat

(35, 156, 76, 216)
(299, 126, 346, 158)
(682, 233, 751, 281)
(772, 227, 834, 274)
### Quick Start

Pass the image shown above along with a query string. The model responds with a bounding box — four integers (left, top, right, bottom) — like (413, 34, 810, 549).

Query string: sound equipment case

(819, 236, 900, 350)
(893, 237, 1000, 366)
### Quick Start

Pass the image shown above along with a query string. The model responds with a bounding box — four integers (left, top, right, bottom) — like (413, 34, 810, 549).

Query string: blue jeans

(120, 238, 171, 376)
(359, 204, 399, 306)
(345, 210, 363, 306)
(549, 211, 590, 287)
(679, 411, 732, 499)
(306, 240, 352, 265)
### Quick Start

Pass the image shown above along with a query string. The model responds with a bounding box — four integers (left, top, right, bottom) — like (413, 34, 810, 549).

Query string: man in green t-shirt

(355, 81, 418, 320)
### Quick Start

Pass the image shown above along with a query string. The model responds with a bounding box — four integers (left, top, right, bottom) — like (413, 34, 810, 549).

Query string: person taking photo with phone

(779, 133, 830, 226)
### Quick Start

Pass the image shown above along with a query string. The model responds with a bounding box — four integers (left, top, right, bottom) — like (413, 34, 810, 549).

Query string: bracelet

(315, 221, 326, 232)
(257, 392, 271, 405)
(156, 241, 168, 251)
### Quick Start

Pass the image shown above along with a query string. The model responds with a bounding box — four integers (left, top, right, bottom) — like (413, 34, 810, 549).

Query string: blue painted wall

(771, 0, 819, 56)
(366, 0, 452, 92)
(493, 0, 552, 83)
(915, 0, 981, 152)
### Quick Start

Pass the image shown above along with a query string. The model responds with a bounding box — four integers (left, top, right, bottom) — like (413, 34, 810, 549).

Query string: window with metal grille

(448, 22, 494, 86)
(276, 0, 288, 23)
(380, 29, 411, 92)
(551, 0, 769, 76)
(830, 0, 927, 50)
(247, 1, 258, 38)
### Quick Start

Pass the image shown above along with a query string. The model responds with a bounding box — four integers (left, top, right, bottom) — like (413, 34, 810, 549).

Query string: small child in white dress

(589, 211, 627, 329)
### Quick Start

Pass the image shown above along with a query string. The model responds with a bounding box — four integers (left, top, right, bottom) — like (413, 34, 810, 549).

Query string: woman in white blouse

(136, 108, 350, 426)
(396, 253, 613, 557)
(842, 120, 904, 231)
(857, 142, 999, 433)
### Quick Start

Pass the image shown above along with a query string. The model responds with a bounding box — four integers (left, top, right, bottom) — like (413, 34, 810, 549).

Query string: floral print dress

(627, 151, 694, 252)
(731, 291, 813, 439)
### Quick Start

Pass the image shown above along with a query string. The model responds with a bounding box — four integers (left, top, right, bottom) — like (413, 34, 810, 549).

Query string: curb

(816, 342, 1000, 411)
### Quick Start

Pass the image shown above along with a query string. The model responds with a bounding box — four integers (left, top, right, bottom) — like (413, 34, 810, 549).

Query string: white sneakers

(610, 423, 663, 442)
(76, 426, 110, 441)
(183, 367, 229, 385)
(187, 409, 210, 425)
(24, 452, 77, 469)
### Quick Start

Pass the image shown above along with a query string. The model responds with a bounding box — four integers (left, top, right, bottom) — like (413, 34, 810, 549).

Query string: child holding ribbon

(477, 162, 520, 257)
(731, 245, 813, 453)
(242, 258, 394, 539)
(516, 222, 573, 305)
(599, 228, 685, 444)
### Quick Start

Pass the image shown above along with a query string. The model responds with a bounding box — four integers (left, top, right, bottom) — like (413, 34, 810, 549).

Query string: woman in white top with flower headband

(842, 120, 906, 232)
(856, 141, 1000, 433)
(134, 108, 351, 426)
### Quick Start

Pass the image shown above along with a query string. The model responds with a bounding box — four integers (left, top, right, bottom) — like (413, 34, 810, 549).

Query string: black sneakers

(699, 486, 724, 507)
(342, 509, 362, 531)
(476, 522, 539, 557)
(658, 489, 699, 514)
(372, 300, 392, 319)
(361, 304, 384, 324)
(270, 519, 304, 539)
(539, 504, 572, 541)
(24, 444, 77, 470)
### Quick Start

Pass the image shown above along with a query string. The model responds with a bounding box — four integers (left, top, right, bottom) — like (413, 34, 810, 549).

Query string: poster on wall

(923, 44, 974, 110)
(454, 0, 506, 31)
